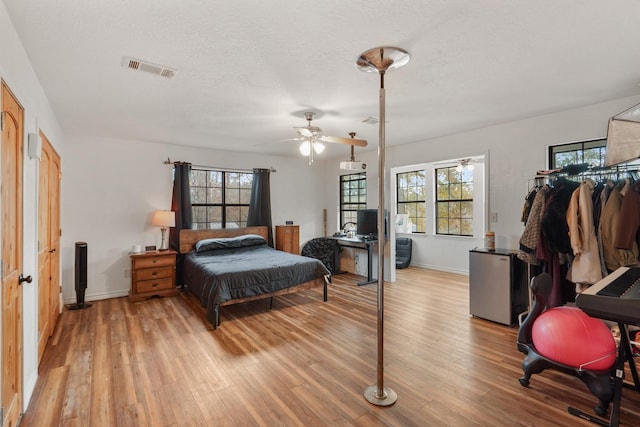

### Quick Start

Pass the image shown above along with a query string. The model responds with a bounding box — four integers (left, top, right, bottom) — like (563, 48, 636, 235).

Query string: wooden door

(47, 137, 61, 340)
(37, 137, 51, 362)
(37, 134, 60, 361)
(1, 82, 24, 427)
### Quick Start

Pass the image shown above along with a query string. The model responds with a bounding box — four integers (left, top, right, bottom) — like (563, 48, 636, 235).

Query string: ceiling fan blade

(294, 127, 314, 137)
(294, 125, 322, 136)
(320, 135, 368, 147)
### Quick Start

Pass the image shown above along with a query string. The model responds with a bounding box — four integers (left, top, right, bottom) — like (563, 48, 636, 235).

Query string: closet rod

(163, 157, 276, 173)
(534, 163, 640, 182)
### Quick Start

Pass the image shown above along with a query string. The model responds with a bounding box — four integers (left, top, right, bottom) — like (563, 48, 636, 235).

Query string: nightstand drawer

(135, 266, 173, 281)
(136, 277, 174, 294)
(133, 254, 175, 269)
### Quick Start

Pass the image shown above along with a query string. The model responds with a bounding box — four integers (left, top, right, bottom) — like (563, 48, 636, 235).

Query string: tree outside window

(549, 139, 606, 169)
(190, 169, 252, 229)
(396, 170, 426, 233)
(339, 172, 366, 228)
(435, 166, 474, 236)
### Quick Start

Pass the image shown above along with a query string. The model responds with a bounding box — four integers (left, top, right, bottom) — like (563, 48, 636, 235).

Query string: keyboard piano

(575, 266, 640, 326)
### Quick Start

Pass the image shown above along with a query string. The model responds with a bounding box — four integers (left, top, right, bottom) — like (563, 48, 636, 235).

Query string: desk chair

(396, 237, 412, 269)
(517, 273, 617, 420)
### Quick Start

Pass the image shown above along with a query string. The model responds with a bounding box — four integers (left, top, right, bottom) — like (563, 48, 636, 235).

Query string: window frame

(339, 172, 367, 229)
(396, 169, 426, 234)
(190, 168, 253, 229)
(548, 138, 606, 169)
(434, 165, 475, 237)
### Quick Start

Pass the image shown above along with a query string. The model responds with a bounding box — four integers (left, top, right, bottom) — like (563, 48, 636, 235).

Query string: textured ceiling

(4, 1, 640, 160)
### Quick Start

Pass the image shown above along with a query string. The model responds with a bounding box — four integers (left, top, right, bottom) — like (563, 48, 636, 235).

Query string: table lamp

(151, 210, 175, 251)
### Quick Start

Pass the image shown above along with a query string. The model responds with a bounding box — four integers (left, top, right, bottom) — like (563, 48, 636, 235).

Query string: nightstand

(129, 250, 178, 302)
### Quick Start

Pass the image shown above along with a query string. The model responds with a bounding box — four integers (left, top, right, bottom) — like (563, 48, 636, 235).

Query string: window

(435, 166, 474, 236)
(549, 139, 606, 169)
(339, 172, 366, 228)
(190, 169, 253, 229)
(396, 170, 426, 233)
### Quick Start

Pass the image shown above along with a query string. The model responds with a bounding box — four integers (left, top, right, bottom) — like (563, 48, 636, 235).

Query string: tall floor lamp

(356, 46, 410, 407)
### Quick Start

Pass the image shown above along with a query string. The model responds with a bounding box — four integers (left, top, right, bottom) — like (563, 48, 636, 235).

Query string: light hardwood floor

(21, 267, 640, 426)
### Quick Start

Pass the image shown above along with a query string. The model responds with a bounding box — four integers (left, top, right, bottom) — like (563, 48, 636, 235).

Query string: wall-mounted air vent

(123, 57, 177, 79)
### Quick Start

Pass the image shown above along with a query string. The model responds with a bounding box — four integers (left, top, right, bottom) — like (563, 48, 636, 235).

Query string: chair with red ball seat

(516, 273, 617, 419)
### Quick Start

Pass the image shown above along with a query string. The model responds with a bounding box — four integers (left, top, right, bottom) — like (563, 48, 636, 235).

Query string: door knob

(18, 274, 32, 285)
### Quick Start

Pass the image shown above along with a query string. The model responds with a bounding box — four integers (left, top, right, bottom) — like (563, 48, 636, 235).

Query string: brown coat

(599, 188, 638, 272)
(615, 185, 640, 250)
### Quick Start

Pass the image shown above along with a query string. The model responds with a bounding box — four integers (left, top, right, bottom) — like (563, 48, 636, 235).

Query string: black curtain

(170, 162, 192, 284)
(247, 168, 274, 247)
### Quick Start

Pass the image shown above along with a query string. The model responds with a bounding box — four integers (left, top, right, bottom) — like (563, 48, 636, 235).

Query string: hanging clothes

(615, 181, 640, 252)
(595, 180, 615, 277)
(599, 187, 639, 272)
(540, 178, 579, 254)
(521, 187, 538, 223)
(591, 180, 605, 230)
(518, 185, 550, 265)
(566, 179, 603, 285)
(537, 184, 577, 307)
(520, 164, 640, 306)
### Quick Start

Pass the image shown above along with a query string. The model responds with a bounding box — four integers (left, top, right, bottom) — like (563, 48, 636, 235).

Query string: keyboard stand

(567, 323, 639, 427)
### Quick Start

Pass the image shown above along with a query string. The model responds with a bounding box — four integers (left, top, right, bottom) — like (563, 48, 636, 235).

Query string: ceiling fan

(292, 112, 367, 164)
(433, 157, 483, 168)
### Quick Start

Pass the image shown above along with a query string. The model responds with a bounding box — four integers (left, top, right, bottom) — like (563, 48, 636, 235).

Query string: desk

(330, 236, 377, 286)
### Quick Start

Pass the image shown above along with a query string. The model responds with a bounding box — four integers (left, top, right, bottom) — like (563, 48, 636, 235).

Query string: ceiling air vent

(123, 57, 177, 79)
(361, 116, 379, 125)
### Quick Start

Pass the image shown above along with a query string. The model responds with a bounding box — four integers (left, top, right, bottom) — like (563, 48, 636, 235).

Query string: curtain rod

(163, 157, 276, 173)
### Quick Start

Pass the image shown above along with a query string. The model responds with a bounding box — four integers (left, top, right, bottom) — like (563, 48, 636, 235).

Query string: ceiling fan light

(314, 142, 325, 154)
(467, 163, 475, 171)
(299, 141, 311, 156)
(455, 164, 464, 172)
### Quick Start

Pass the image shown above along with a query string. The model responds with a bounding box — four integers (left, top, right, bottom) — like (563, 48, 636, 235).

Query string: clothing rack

(533, 162, 640, 186)
(163, 157, 276, 173)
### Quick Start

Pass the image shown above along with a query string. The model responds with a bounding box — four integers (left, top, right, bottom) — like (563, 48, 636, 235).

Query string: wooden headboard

(179, 226, 269, 254)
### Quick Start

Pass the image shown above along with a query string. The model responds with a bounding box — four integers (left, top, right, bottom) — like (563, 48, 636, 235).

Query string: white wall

(325, 95, 640, 274)
(0, 1, 66, 408)
(61, 136, 327, 302)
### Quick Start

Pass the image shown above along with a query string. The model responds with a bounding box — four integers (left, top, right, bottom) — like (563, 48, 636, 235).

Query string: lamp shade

(151, 210, 175, 227)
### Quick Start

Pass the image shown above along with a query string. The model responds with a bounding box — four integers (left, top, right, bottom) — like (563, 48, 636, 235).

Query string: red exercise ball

(532, 306, 616, 371)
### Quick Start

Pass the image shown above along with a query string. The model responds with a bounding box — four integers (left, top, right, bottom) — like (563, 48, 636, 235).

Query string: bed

(179, 226, 330, 329)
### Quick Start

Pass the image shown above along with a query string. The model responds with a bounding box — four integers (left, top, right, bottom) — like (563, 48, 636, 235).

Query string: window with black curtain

(189, 168, 253, 229)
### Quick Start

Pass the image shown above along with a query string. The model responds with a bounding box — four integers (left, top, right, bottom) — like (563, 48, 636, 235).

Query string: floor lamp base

(364, 385, 397, 406)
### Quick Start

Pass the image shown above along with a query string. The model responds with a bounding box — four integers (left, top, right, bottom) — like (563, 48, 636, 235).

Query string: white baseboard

(63, 289, 129, 304)
(409, 262, 469, 276)
(24, 367, 38, 409)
